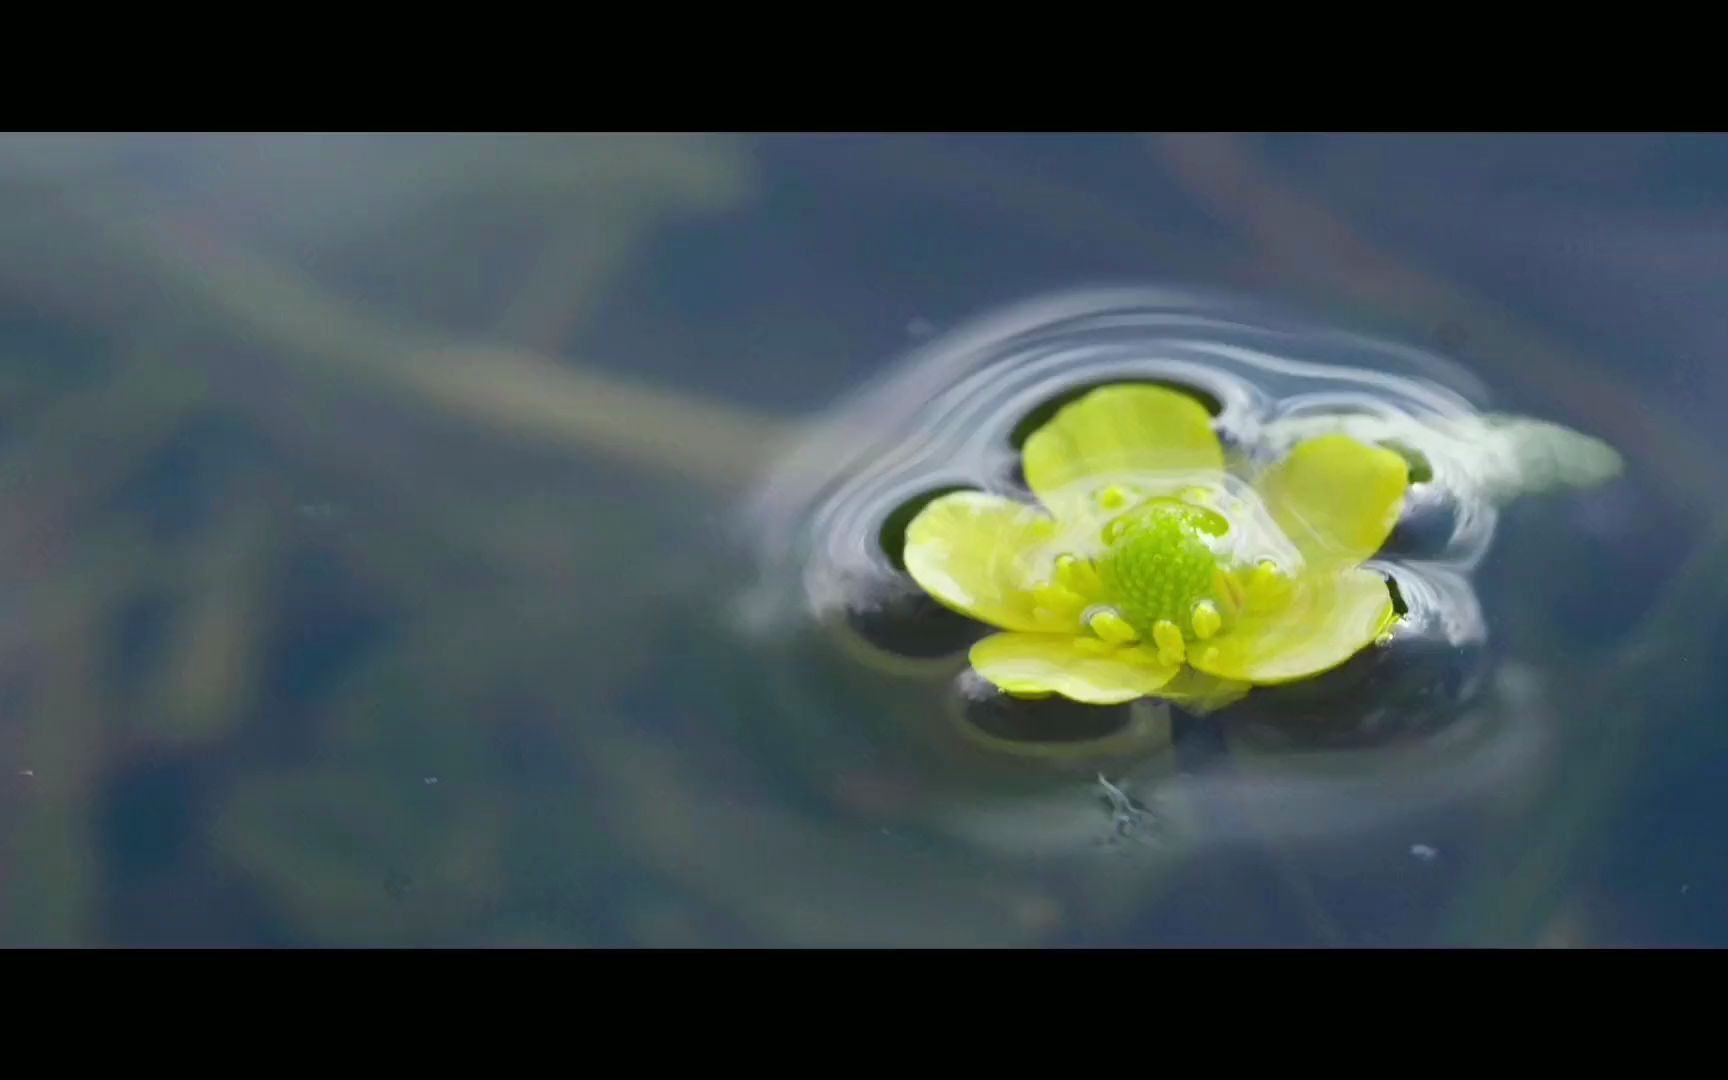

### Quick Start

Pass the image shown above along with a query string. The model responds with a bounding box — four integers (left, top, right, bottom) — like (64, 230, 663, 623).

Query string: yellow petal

(1188, 567, 1395, 685)
(969, 633, 1179, 705)
(1254, 435, 1410, 571)
(902, 491, 1063, 633)
(1022, 384, 1224, 514)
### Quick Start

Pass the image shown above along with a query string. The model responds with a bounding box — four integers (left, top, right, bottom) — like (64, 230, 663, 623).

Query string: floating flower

(901, 384, 1413, 708)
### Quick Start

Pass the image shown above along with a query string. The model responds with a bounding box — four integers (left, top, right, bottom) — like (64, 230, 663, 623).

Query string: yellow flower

(901, 384, 1411, 709)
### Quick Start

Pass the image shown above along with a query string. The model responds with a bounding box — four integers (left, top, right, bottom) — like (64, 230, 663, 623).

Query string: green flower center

(1095, 498, 1228, 645)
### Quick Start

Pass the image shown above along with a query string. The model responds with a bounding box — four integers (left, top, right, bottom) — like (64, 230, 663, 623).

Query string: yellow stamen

(1213, 566, 1243, 615)
(1087, 608, 1140, 645)
(1243, 559, 1293, 613)
(1191, 600, 1221, 640)
(1056, 553, 1102, 596)
(1152, 619, 1187, 665)
(1097, 485, 1131, 511)
(1033, 584, 1085, 624)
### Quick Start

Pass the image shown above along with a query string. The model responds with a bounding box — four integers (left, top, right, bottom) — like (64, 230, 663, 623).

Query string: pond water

(1, 133, 1724, 947)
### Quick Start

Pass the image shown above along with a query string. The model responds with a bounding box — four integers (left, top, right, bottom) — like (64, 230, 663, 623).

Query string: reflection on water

(1, 133, 1725, 947)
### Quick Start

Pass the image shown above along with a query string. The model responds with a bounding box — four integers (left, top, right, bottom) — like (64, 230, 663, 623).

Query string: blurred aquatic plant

(0, 133, 778, 946)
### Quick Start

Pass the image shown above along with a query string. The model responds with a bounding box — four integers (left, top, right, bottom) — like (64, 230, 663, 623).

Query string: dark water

(2, 133, 1724, 947)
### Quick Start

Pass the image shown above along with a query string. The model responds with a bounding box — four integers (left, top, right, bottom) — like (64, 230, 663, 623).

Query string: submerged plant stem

(46, 189, 796, 491)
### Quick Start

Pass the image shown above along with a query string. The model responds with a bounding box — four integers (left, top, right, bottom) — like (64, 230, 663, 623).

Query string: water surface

(1, 133, 1723, 947)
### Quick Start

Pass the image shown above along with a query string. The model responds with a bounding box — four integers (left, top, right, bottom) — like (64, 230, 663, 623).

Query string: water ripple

(726, 286, 1611, 863)
(737, 286, 1580, 653)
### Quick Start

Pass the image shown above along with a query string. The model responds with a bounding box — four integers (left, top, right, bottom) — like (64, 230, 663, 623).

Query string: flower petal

(1254, 435, 1410, 570)
(903, 491, 1062, 633)
(1188, 567, 1396, 685)
(970, 633, 1180, 705)
(1022, 384, 1224, 513)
